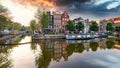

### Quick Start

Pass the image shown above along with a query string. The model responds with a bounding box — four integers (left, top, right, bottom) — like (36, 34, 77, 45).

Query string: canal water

(0, 36, 120, 68)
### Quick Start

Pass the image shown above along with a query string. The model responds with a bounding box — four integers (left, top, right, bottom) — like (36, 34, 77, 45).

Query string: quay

(32, 34, 66, 40)
(32, 34, 107, 40)
(0, 34, 23, 44)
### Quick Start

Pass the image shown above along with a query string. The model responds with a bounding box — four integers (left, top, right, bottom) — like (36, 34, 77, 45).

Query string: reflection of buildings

(53, 41, 62, 61)
(114, 45, 120, 50)
(98, 38, 107, 49)
(41, 40, 68, 62)
(36, 38, 117, 64)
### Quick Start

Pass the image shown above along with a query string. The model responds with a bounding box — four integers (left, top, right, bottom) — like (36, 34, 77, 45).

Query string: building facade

(44, 11, 70, 33)
(84, 19, 90, 33)
(61, 11, 70, 32)
(73, 17, 90, 33)
(109, 17, 120, 27)
(53, 11, 62, 33)
(99, 20, 107, 33)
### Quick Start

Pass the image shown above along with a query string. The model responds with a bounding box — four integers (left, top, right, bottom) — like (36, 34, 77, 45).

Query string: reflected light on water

(2, 37, 120, 68)
(19, 36, 31, 43)
(10, 36, 41, 68)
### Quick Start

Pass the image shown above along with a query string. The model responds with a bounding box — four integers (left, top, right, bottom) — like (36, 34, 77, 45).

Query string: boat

(66, 34, 94, 40)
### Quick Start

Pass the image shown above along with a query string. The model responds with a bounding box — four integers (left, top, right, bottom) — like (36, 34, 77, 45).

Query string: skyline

(0, 0, 120, 26)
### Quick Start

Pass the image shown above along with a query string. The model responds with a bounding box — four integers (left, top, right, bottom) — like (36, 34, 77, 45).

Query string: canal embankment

(32, 34, 66, 39)
(0, 34, 24, 44)
(32, 34, 108, 40)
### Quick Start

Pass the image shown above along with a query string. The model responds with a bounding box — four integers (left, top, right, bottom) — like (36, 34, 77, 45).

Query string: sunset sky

(0, 0, 120, 26)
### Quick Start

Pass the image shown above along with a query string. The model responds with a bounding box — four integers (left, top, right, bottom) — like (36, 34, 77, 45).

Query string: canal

(0, 36, 120, 68)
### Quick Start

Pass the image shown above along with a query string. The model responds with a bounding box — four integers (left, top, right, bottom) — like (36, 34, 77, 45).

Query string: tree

(106, 40, 114, 49)
(115, 25, 120, 32)
(35, 8, 50, 33)
(76, 21, 84, 31)
(118, 26, 120, 32)
(89, 21, 99, 32)
(76, 43, 84, 53)
(0, 15, 7, 29)
(0, 4, 25, 31)
(65, 20, 75, 32)
(20, 26, 26, 31)
(0, 4, 8, 14)
(66, 44, 75, 56)
(106, 22, 114, 32)
(30, 20, 37, 31)
(90, 42, 99, 51)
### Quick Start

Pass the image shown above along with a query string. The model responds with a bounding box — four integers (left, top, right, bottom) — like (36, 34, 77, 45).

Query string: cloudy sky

(0, 0, 120, 26)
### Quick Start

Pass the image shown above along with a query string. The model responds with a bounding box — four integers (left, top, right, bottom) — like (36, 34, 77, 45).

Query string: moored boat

(66, 34, 94, 40)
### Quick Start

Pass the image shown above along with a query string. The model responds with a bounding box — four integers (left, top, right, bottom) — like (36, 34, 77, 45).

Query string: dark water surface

(0, 36, 120, 68)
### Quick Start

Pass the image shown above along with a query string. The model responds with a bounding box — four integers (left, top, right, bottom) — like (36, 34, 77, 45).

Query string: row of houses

(73, 17, 120, 33)
(45, 11, 91, 34)
(45, 11, 69, 33)
(73, 17, 90, 33)
(99, 17, 120, 33)
(45, 11, 120, 34)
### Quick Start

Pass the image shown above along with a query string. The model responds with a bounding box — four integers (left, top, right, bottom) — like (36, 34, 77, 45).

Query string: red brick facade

(61, 11, 70, 31)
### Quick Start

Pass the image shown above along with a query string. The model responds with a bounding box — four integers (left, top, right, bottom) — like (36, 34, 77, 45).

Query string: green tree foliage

(116, 25, 120, 32)
(0, 15, 7, 29)
(35, 48, 51, 68)
(65, 20, 75, 32)
(106, 22, 114, 31)
(0, 45, 13, 68)
(106, 40, 115, 49)
(35, 8, 50, 32)
(76, 43, 84, 53)
(76, 21, 84, 31)
(0, 4, 25, 31)
(0, 4, 8, 14)
(90, 42, 99, 51)
(89, 21, 99, 32)
(40, 12, 49, 31)
(20, 26, 26, 31)
(118, 26, 120, 32)
(66, 44, 75, 56)
(30, 20, 37, 31)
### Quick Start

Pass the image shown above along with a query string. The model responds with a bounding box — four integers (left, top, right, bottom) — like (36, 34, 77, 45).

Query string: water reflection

(32, 38, 118, 68)
(0, 45, 13, 68)
(0, 36, 120, 68)
(0, 35, 25, 68)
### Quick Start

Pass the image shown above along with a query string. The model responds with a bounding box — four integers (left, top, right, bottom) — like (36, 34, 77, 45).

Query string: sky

(0, 0, 120, 26)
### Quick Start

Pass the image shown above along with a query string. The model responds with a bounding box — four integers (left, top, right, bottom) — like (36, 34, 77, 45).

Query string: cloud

(1, 0, 120, 20)
(53, 0, 120, 20)
(107, 1, 120, 10)
(94, 0, 113, 5)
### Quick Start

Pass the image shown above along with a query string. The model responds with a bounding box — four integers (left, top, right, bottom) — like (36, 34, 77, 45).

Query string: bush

(108, 31, 114, 36)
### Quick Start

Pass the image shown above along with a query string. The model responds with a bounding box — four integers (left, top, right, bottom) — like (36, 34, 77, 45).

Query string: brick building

(44, 11, 70, 33)
(61, 11, 70, 32)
